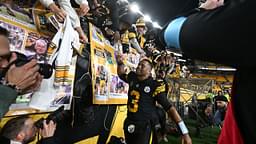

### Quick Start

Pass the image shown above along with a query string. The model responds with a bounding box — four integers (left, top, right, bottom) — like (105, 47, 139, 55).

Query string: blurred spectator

(223, 89, 230, 102)
(180, 65, 190, 78)
(166, 54, 176, 75)
(143, 28, 160, 58)
(0, 116, 37, 144)
(0, 115, 57, 144)
(92, 0, 121, 43)
(213, 90, 223, 110)
(196, 103, 214, 137)
(39, 0, 90, 43)
(0, 27, 42, 119)
(216, 90, 223, 97)
(191, 93, 198, 105)
(154, 51, 167, 79)
(118, 11, 137, 54)
(129, 17, 147, 55)
(205, 89, 214, 103)
(214, 95, 228, 127)
(0, 0, 33, 22)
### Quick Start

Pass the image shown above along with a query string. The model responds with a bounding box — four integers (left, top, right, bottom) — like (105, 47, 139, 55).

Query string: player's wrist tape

(177, 121, 189, 135)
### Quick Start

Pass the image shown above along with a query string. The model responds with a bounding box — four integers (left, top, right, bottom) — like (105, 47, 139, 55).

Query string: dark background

(129, 0, 199, 26)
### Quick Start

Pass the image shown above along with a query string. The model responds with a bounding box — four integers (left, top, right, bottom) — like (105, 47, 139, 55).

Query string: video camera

(35, 106, 65, 129)
(14, 52, 53, 79)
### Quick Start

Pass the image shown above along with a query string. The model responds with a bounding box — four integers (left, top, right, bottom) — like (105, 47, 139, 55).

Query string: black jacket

(161, 0, 256, 143)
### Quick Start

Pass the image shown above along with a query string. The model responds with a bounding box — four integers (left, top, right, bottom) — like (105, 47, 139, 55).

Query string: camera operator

(0, 115, 57, 144)
(0, 27, 43, 119)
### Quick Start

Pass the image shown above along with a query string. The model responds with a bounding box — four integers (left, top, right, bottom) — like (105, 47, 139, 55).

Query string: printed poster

(90, 23, 129, 104)
(0, 9, 76, 115)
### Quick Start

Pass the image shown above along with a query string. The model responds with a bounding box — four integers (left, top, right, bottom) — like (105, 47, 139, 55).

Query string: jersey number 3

(128, 90, 140, 113)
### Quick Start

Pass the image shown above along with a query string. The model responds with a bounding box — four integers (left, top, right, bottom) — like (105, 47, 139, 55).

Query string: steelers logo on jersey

(144, 86, 151, 93)
(128, 124, 135, 133)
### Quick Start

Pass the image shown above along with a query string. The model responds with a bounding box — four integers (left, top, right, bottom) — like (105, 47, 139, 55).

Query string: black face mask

(0, 68, 7, 80)
(0, 57, 17, 81)
(0, 53, 12, 80)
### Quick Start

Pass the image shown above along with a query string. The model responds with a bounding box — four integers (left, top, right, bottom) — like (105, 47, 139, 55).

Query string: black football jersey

(119, 71, 172, 121)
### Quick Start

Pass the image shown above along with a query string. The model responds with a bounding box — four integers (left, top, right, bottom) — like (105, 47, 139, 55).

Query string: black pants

(123, 118, 153, 144)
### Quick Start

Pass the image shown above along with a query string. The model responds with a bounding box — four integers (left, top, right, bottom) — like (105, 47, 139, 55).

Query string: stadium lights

(129, 2, 162, 28)
(144, 15, 152, 22)
(120, 0, 129, 2)
(130, 3, 141, 14)
(153, 22, 162, 29)
(200, 67, 236, 71)
(177, 59, 186, 62)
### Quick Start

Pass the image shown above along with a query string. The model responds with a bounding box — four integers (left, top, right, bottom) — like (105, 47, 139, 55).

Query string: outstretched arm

(160, 0, 254, 67)
(130, 38, 146, 55)
(167, 107, 192, 144)
(154, 81, 192, 144)
(39, 0, 66, 22)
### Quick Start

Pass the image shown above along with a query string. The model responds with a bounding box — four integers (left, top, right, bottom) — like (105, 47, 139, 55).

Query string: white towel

(47, 16, 80, 86)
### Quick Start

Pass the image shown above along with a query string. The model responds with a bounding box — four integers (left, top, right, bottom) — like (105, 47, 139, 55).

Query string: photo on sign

(0, 21, 25, 50)
(91, 24, 104, 44)
(95, 64, 109, 96)
(104, 49, 113, 64)
(25, 32, 50, 62)
(110, 75, 128, 94)
(51, 85, 72, 105)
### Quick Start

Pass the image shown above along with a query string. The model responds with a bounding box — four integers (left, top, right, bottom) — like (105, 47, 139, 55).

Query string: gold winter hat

(136, 17, 146, 27)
